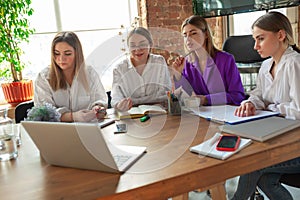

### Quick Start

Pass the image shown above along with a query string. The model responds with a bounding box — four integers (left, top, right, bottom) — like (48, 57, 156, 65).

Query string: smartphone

(216, 135, 240, 151)
(114, 123, 127, 134)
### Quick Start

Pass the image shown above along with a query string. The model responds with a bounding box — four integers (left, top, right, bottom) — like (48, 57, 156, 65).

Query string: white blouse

(111, 54, 172, 107)
(244, 47, 300, 120)
(34, 65, 107, 114)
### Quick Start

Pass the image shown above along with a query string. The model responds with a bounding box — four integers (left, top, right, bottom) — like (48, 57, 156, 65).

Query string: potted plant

(0, 0, 35, 106)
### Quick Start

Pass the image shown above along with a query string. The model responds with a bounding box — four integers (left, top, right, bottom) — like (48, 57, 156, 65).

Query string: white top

(111, 54, 172, 107)
(243, 47, 300, 120)
(34, 65, 108, 114)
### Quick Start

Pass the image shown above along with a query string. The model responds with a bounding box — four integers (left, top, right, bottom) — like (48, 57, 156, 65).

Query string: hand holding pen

(116, 97, 133, 112)
(171, 51, 193, 81)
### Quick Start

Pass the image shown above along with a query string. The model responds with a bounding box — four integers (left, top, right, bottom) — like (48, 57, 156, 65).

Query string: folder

(219, 116, 300, 142)
(189, 105, 280, 125)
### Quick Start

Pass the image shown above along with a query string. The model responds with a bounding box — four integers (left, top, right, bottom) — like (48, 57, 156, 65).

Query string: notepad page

(190, 132, 252, 160)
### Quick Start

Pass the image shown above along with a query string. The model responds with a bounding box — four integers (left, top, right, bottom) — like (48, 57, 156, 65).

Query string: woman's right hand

(116, 98, 133, 112)
(234, 102, 256, 117)
(172, 56, 185, 80)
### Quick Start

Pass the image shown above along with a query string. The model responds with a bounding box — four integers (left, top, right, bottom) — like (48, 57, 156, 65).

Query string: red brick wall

(137, 0, 223, 65)
(299, 6, 300, 45)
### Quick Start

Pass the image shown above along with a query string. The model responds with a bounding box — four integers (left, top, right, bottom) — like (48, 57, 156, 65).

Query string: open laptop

(21, 121, 146, 173)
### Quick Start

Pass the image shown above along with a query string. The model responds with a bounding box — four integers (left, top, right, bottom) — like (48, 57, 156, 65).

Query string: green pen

(140, 114, 151, 122)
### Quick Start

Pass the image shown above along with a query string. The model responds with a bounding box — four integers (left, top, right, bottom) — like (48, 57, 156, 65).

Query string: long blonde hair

(49, 31, 88, 91)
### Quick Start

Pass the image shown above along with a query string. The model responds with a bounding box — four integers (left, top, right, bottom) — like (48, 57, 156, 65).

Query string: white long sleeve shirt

(111, 54, 172, 107)
(243, 47, 300, 120)
(34, 65, 107, 114)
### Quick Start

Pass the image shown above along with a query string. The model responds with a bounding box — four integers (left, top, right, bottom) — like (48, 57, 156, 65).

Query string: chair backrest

(222, 35, 266, 64)
(15, 100, 34, 123)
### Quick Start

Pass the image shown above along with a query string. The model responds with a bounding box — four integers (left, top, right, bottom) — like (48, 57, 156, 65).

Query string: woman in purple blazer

(172, 15, 245, 106)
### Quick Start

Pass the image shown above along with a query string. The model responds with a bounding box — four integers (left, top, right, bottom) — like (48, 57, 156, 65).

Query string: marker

(140, 114, 151, 122)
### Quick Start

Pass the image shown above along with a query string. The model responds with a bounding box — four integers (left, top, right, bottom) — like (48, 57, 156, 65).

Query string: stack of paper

(190, 132, 252, 160)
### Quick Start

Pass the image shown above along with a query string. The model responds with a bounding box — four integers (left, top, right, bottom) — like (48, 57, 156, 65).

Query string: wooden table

(1, 111, 300, 200)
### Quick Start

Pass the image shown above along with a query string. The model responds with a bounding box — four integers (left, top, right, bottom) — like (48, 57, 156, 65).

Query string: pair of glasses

(129, 43, 150, 50)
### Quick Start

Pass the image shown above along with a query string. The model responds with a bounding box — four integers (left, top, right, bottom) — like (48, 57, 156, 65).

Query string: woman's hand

(92, 105, 107, 120)
(116, 98, 133, 111)
(234, 102, 256, 117)
(172, 56, 185, 80)
(191, 92, 208, 106)
(73, 109, 97, 122)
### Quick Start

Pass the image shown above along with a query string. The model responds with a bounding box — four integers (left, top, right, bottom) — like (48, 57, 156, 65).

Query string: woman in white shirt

(34, 31, 107, 122)
(232, 11, 300, 200)
(111, 27, 172, 111)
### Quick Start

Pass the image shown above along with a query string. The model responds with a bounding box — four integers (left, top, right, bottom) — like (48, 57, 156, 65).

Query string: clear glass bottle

(0, 108, 18, 161)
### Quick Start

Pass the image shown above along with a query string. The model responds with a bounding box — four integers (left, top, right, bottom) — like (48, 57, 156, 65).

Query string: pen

(183, 50, 193, 57)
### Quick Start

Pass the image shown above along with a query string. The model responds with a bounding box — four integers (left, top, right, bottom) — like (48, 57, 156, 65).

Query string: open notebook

(21, 121, 146, 173)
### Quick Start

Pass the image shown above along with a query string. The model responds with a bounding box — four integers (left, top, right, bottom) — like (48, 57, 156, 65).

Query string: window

(231, 8, 286, 36)
(2, 0, 138, 93)
(226, 8, 290, 92)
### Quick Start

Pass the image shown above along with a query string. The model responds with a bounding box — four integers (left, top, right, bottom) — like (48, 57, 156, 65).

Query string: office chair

(15, 100, 34, 123)
(222, 35, 265, 64)
(222, 35, 267, 93)
(249, 173, 300, 200)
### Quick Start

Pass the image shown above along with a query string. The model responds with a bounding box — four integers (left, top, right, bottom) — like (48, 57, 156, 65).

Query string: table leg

(210, 182, 227, 200)
(172, 193, 189, 200)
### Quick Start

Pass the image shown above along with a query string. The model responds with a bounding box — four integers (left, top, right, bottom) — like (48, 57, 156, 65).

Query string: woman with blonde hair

(34, 31, 107, 122)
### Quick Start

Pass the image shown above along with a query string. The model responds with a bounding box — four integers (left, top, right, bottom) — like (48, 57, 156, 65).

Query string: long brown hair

(181, 15, 219, 58)
(252, 11, 300, 53)
(49, 31, 88, 91)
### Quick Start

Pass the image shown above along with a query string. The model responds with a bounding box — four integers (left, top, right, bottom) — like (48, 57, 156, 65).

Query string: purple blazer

(175, 51, 245, 105)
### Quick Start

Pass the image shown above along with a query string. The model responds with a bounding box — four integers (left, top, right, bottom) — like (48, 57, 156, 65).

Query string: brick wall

(137, 0, 223, 65)
(299, 6, 300, 45)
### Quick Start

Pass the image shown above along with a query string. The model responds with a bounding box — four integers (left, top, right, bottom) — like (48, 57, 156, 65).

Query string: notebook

(117, 104, 167, 119)
(190, 132, 252, 160)
(21, 121, 146, 173)
(219, 116, 300, 142)
(189, 105, 280, 125)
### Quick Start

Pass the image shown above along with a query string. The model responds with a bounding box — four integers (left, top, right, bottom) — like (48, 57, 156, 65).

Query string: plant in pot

(0, 0, 35, 106)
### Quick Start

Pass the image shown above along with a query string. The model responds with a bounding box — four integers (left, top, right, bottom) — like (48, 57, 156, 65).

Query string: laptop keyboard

(113, 154, 132, 168)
